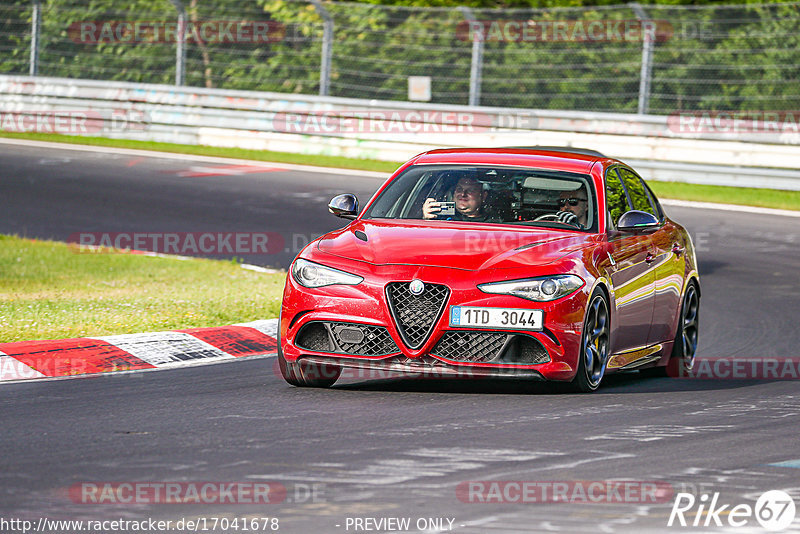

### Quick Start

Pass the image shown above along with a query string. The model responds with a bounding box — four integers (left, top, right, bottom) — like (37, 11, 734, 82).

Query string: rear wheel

(277, 330, 341, 388)
(570, 290, 610, 393)
(668, 282, 699, 377)
(641, 281, 700, 378)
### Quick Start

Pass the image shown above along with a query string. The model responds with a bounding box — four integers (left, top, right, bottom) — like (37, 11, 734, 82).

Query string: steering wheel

(534, 211, 582, 228)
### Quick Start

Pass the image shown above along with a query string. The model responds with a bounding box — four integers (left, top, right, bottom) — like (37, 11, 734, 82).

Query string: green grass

(648, 181, 800, 211)
(1, 130, 798, 210)
(0, 235, 285, 343)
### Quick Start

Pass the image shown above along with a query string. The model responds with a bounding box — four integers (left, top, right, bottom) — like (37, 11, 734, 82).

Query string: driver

(422, 176, 489, 221)
(557, 188, 588, 228)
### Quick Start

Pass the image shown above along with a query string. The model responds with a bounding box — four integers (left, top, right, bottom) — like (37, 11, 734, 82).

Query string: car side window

(642, 181, 664, 220)
(617, 168, 656, 216)
(605, 168, 629, 228)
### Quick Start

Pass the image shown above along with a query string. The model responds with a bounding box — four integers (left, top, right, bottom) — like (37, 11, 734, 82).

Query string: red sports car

(278, 148, 700, 392)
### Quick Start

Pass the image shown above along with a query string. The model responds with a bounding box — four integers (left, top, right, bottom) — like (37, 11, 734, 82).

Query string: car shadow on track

(591, 372, 777, 394)
(331, 371, 772, 395)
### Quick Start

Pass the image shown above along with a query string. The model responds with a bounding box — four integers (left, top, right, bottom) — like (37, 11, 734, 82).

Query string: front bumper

(281, 258, 589, 382)
(300, 355, 547, 380)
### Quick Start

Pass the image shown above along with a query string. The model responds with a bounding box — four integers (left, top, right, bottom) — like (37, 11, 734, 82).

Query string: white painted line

(240, 263, 282, 274)
(94, 331, 233, 367)
(71, 243, 283, 273)
(769, 459, 800, 469)
(661, 198, 800, 218)
(0, 137, 390, 179)
(72, 243, 193, 260)
(0, 352, 276, 385)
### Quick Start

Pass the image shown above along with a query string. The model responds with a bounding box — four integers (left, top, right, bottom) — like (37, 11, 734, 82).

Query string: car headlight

(478, 275, 584, 302)
(291, 258, 363, 288)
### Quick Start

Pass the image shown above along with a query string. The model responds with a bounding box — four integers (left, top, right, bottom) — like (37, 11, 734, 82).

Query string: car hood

(316, 219, 594, 271)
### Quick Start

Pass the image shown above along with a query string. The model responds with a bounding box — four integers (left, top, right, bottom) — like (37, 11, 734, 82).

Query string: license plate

(449, 306, 543, 330)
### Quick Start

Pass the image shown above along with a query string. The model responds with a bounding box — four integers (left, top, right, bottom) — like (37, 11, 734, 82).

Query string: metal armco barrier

(1, 75, 799, 190)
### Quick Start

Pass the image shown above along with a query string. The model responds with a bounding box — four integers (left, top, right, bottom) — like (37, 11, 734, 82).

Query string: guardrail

(1, 75, 799, 190)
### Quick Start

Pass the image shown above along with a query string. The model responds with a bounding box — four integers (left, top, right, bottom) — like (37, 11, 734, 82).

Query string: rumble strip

(0, 319, 278, 383)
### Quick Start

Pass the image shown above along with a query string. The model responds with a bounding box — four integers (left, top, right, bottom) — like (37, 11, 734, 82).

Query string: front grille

(296, 322, 400, 357)
(386, 282, 450, 349)
(432, 332, 550, 365)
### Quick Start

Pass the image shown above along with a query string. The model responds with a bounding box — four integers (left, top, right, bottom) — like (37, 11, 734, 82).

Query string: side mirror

(617, 210, 659, 230)
(328, 194, 359, 220)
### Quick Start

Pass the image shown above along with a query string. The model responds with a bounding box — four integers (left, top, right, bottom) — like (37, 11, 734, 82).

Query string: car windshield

(362, 165, 596, 231)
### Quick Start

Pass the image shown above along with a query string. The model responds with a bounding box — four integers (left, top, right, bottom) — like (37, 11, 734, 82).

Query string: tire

(570, 289, 610, 393)
(666, 281, 700, 377)
(277, 328, 341, 388)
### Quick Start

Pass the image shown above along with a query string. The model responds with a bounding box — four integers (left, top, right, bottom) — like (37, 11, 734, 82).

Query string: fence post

(459, 7, 483, 107)
(309, 0, 333, 96)
(29, 0, 41, 76)
(630, 2, 653, 115)
(169, 0, 187, 86)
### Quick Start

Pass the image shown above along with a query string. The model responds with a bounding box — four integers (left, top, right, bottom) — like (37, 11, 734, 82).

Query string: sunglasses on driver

(559, 197, 587, 206)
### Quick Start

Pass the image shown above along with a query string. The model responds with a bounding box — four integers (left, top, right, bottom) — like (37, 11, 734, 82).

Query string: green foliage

(604, 170, 628, 226)
(0, 1, 32, 74)
(2, 0, 799, 113)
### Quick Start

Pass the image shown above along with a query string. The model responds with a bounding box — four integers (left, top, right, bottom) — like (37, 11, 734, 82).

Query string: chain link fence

(2, 0, 799, 114)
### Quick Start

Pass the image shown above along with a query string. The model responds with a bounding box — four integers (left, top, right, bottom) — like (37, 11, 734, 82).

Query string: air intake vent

(296, 322, 400, 357)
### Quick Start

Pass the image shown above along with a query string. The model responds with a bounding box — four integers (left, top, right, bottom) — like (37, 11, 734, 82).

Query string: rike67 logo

(668, 490, 796, 531)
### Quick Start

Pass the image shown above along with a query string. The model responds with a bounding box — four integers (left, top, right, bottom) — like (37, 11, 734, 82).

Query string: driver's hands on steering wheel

(555, 211, 579, 226)
(533, 210, 582, 228)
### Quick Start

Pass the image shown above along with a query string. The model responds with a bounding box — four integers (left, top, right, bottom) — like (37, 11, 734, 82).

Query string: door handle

(672, 243, 684, 256)
(645, 253, 655, 264)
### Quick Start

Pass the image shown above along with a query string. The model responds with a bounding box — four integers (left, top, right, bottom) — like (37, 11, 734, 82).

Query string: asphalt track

(1, 141, 800, 533)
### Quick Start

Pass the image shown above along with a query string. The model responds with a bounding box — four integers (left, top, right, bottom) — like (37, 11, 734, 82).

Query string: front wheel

(277, 330, 341, 388)
(570, 290, 610, 392)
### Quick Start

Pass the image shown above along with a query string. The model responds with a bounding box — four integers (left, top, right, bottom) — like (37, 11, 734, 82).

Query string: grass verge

(0, 235, 284, 343)
(1, 131, 798, 211)
(648, 181, 800, 211)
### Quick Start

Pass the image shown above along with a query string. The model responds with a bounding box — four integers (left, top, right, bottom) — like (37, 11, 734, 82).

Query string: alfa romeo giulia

(278, 147, 700, 392)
